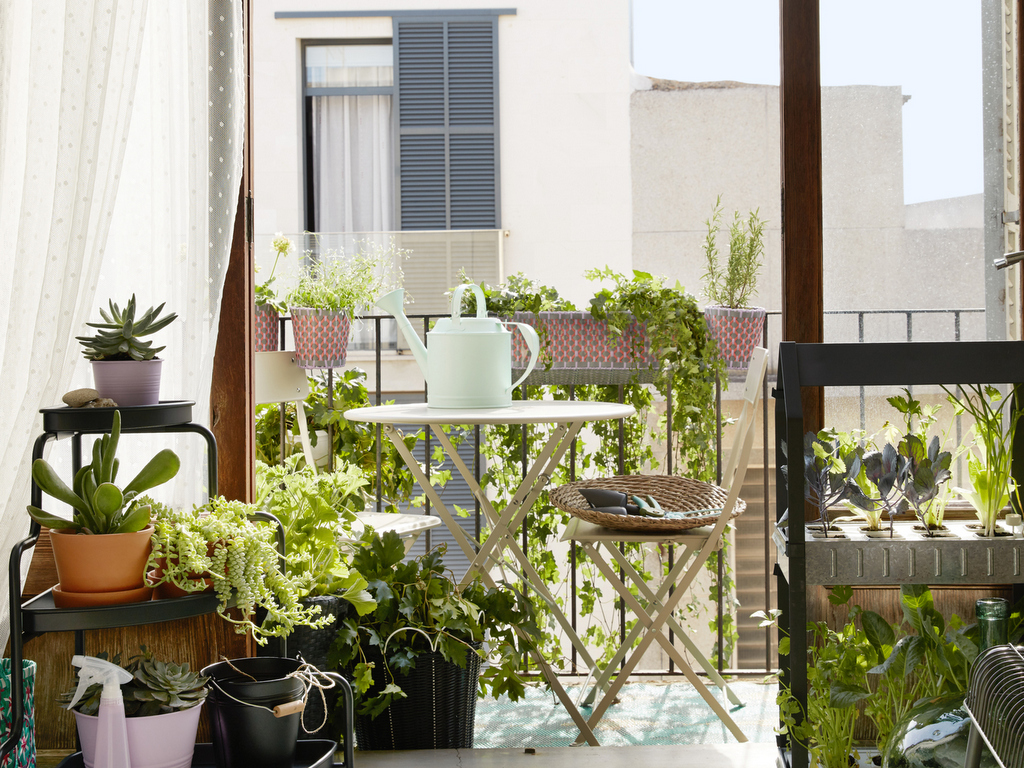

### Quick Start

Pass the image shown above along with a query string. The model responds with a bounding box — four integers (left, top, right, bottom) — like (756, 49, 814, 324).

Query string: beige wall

(252, 0, 635, 308)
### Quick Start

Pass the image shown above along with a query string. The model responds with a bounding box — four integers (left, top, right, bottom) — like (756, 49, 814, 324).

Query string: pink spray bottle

(67, 655, 133, 768)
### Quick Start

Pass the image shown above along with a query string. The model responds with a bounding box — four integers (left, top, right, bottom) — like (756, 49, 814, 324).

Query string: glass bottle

(883, 597, 1008, 768)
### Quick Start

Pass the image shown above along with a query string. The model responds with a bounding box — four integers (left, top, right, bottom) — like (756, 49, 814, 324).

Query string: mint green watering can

(376, 284, 540, 408)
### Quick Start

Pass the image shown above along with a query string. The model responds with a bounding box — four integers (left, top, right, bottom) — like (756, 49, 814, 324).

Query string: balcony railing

(264, 305, 986, 678)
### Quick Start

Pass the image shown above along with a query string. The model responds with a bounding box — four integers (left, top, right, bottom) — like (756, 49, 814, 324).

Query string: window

(303, 16, 501, 234)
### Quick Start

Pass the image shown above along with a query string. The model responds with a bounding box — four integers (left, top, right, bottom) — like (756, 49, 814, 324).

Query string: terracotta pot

(289, 307, 351, 369)
(254, 303, 280, 352)
(49, 525, 153, 593)
(703, 305, 766, 369)
(148, 569, 215, 600)
(90, 359, 163, 406)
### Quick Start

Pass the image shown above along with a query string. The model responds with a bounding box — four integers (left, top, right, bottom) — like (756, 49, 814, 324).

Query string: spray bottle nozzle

(68, 655, 133, 710)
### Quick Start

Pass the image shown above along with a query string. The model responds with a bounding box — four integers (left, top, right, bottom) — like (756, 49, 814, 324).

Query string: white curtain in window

(311, 95, 394, 232)
(0, 0, 244, 651)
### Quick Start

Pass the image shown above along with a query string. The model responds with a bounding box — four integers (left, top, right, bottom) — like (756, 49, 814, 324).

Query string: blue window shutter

(395, 17, 499, 230)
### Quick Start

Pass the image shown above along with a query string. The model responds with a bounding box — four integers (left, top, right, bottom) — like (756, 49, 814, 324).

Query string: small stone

(83, 398, 117, 408)
(62, 388, 99, 407)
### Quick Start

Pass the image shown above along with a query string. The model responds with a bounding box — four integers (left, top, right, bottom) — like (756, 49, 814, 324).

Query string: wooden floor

(40, 744, 782, 768)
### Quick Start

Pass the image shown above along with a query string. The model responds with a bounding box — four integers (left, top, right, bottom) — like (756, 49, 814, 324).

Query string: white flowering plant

(255, 233, 293, 313)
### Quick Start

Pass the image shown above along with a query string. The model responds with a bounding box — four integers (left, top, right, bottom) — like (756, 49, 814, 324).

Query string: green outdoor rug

(473, 680, 780, 748)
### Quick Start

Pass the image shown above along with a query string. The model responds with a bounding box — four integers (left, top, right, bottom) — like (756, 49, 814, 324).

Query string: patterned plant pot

(703, 305, 766, 369)
(1, 659, 35, 768)
(288, 307, 351, 370)
(254, 303, 280, 352)
(91, 359, 163, 407)
(510, 311, 654, 371)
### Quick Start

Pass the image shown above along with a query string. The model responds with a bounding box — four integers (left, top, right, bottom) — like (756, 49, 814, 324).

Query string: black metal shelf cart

(774, 340, 1024, 768)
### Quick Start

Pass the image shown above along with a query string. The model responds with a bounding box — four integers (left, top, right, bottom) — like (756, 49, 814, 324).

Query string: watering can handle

(450, 284, 487, 322)
(510, 323, 540, 391)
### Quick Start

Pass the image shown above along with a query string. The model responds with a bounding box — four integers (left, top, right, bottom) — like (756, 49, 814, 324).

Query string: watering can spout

(376, 289, 428, 373)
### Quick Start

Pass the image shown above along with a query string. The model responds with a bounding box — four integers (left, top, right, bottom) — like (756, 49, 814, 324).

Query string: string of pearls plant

(146, 497, 332, 643)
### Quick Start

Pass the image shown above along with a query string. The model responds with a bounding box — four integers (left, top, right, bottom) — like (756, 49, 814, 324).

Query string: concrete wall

(631, 81, 985, 344)
(251, 0, 634, 308)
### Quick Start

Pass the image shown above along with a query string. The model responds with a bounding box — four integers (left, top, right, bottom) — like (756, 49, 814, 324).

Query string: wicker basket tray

(550, 475, 745, 533)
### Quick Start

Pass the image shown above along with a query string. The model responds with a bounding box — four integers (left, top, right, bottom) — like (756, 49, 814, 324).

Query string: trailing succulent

(61, 647, 208, 717)
(27, 410, 180, 534)
(77, 295, 177, 362)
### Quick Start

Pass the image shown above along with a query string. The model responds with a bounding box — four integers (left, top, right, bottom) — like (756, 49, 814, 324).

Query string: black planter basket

(352, 642, 482, 750)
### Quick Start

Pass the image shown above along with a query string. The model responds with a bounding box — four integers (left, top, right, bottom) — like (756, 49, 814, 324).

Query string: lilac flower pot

(90, 359, 163, 407)
(74, 703, 203, 768)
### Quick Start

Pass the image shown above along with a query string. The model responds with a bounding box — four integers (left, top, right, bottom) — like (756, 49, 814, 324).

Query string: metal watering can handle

(509, 323, 540, 391)
(450, 283, 487, 325)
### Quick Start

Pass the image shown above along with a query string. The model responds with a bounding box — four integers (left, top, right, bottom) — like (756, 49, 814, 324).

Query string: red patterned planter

(703, 305, 765, 369)
(289, 307, 351, 369)
(511, 311, 654, 371)
(255, 303, 279, 352)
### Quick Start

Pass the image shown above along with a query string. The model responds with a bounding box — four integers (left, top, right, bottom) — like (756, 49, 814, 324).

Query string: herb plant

(255, 233, 293, 313)
(944, 383, 1023, 537)
(895, 433, 953, 536)
(701, 196, 766, 309)
(803, 430, 873, 536)
(27, 410, 179, 534)
(287, 238, 407, 316)
(77, 295, 177, 361)
(328, 530, 539, 718)
(255, 457, 374, 611)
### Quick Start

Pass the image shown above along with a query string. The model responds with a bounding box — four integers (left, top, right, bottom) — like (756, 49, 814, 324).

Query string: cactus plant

(76, 295, 177, 361)
(26, 410, 180, 534)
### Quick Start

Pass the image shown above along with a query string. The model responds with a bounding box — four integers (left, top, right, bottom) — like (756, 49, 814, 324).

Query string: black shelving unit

(773, 340, 1024, 768)
(3, 402, 217, 762)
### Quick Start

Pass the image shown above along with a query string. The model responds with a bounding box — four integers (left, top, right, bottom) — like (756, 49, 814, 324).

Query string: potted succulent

(26, 410, 179, 605)
(328, 530, 539, 750)
(76, 295, 177, 406)
(286, 238, 405, 370)
(145, 496, 331, 644)
(700, 196, 767, 369)
(255, 233, 293, 352)
(61, 648, 207, 768)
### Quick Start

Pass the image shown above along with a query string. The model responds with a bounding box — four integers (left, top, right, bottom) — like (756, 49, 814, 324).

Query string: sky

(631, 1, 984, 206)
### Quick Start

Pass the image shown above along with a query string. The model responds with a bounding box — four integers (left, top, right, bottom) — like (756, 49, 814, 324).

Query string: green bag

(0, 659, 35, 768)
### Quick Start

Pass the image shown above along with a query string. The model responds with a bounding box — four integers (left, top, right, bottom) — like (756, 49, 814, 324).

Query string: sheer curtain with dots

(0, 0, 244, 650)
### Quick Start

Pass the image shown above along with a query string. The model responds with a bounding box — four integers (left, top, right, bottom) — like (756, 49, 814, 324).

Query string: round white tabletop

(344, 400, 635, 425)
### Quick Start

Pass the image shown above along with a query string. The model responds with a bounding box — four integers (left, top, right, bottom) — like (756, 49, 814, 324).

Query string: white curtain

(0, 0, 244, 651)
(311, 95, 394, 232)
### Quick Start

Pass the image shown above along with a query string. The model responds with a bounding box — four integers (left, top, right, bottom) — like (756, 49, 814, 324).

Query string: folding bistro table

(343, 400, 635, 746)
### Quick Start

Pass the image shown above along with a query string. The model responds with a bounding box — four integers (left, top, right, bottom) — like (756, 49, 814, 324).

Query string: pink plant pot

(511, 311, 653, 370)
(90, 359, 163, 407)
(74, 703, 203, 768)
(254, 304, 280, 352)
(288, 307, 351, 369)
(703, 306, 766, 369)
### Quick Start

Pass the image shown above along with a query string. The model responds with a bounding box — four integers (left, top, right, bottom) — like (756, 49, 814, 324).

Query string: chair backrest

(255, 351, 316, 469)
(699, 347, 769, 556)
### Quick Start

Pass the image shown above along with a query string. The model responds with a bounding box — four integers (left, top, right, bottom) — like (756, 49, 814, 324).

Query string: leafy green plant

(27, 410, 180, 534)
(146, 497, 332, 644)
(803, 430, 873, 536)
(255, 233, 294, 313)
(944, 383, 1023, 537)
(254, 457, 374, 612)
(701, 196, 766, 309)
(76, 295, 178, 361)
(328, 530, 539, 718)
(60, 647, 208, 717)
(287, 238, 407, 315)
(254, 367, 417, 512)
(895, 434, 953, 536)
(860, 442, 904, 534)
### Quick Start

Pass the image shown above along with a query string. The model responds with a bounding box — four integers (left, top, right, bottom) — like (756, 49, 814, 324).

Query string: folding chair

(255, 351, 440, 552)
(559, 346, 768, 745)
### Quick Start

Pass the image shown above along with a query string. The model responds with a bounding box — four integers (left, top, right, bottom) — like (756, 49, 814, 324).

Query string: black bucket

(201, 657, 305, 768)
